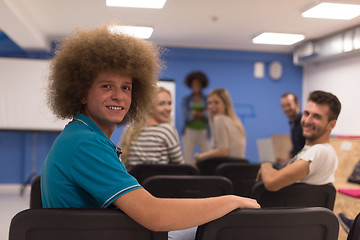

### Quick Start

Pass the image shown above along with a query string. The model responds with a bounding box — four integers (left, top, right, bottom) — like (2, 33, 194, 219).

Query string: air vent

(293, 25, 360, 65)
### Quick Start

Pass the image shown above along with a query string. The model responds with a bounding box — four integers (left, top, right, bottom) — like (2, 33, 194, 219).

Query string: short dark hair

(308, 90, 341, 121)
(281, 92, 299, 104)
(184, 71, 209, 88)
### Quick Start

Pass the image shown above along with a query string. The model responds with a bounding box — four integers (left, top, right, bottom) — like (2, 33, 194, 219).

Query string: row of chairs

(10, 207, 339, 240)
(128, 161, 336, 210)
(29, 174, 336, 210)
(9, 176, 340, 240)
(128, 157, 251, 182)
(129, 158, 259, 197)
(8, 158, 339, 239)
(144, 176, 336, 210)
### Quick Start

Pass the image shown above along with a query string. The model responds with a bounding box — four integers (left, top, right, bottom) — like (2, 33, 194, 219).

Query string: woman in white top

(194, 88, 246, 161)
(120, 86, 184, 168)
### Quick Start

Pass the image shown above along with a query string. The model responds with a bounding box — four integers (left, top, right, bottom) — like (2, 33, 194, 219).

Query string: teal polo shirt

(41, 114, 142, 208)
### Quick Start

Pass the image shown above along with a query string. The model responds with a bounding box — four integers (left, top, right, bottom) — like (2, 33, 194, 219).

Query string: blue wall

(0, 131, 59, 184)
(0, 46, 302, 184)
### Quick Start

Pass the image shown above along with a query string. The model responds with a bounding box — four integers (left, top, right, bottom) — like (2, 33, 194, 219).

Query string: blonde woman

(120, 86, 184, 167)
(195, 88, 246, 161)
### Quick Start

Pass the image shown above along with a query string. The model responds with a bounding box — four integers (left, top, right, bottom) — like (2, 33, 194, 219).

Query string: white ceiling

(1, 0, 360, 53)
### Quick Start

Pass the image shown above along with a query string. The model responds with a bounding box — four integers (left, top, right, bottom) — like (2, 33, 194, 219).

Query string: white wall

(302, 54, 360, 136)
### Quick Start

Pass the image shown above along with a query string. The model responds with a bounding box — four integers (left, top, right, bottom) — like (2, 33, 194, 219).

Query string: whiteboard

(0, 58, 68, 131)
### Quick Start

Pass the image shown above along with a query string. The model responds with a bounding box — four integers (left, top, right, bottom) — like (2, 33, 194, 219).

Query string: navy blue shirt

(290, 113, 306, 157)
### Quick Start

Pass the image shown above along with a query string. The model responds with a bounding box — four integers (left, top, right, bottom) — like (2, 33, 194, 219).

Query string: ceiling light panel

(252, 32, 305, 45)
(109, 25, 153, 39)
(302, 2, 360, 20)
(106, 0, 166, 9)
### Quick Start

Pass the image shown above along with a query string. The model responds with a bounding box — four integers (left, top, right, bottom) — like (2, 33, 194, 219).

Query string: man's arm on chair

(258, 160, 310, 191)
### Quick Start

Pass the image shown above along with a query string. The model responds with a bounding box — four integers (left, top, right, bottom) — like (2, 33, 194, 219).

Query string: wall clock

(269, 61, 282, 80)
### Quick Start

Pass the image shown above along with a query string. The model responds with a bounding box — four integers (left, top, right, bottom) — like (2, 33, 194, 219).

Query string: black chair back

(9, 208, 167, 240)
(195, 207, 339, 240)
(196, 157, 249, 175)
(347, 211, 360, 240)
(215, 162, 260, 197)
(250, 181, 336, 210)
(30, 175, 42, 209)
(128, 163, 199, 184)
(142, 175, 233, 198)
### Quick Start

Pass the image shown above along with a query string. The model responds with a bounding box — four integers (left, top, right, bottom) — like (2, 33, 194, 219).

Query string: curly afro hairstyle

(184, 71, 209, 88)
(47, 23, 162, 126)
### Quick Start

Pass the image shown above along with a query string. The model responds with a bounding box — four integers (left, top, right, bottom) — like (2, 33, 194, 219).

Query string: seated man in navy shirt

(277, 92, 306, 165)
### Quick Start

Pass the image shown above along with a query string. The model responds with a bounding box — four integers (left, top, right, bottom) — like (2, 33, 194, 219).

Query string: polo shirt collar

(73, 114, 118, 150)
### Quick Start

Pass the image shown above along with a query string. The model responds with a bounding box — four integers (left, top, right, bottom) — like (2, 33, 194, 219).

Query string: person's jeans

(168, 226, 198, 240)
(182, 128, 209, 164)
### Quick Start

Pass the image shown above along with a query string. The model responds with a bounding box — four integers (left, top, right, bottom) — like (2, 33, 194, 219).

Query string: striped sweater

(127, 123, 184, 166)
